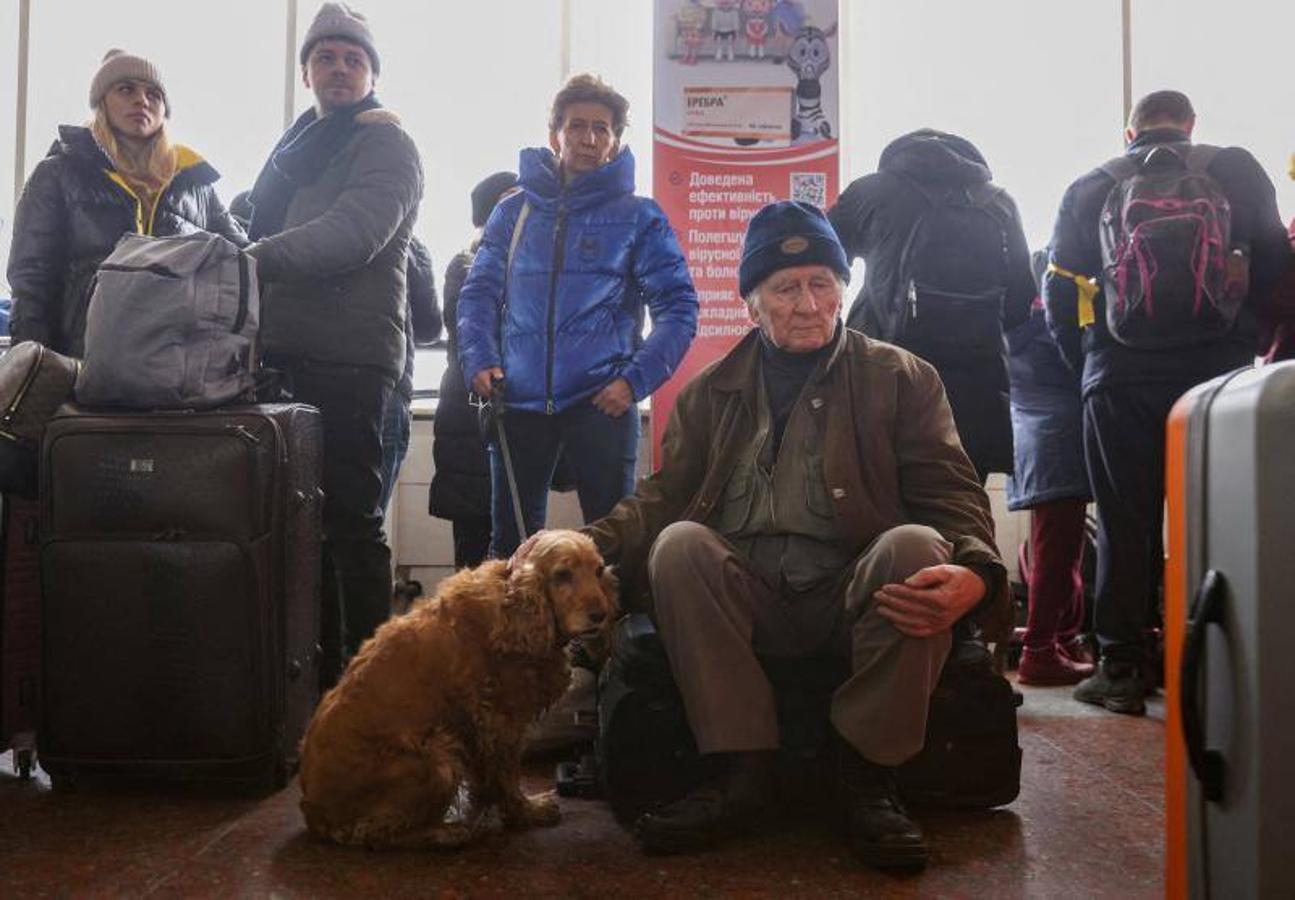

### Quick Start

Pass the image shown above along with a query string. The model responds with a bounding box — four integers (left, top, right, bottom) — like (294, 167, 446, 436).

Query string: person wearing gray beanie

(5, 50, 243, 357)
(245, 0, 421, 693)
(300, 2, 380, 76)
(88, 49, 169, 116)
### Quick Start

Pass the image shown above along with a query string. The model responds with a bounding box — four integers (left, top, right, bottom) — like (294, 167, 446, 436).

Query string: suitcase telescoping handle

(1180, 568, 1227, 803)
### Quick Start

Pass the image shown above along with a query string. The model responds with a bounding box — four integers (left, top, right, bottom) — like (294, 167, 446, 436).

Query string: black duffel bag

(598, 613, 1021, 822)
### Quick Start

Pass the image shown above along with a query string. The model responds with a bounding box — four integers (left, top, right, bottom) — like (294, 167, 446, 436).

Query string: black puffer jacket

(6, 126, 245, 356)
(828, 130, 1035, 478)
(429, 249, 490, 522)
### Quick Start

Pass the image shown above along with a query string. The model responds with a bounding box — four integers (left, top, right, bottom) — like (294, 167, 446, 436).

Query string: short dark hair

(1129, 90, 1195, 133)
(549, 73, 629, 138)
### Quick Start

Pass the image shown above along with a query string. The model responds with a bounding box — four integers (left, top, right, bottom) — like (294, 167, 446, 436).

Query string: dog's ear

(495, 560, 557, 657)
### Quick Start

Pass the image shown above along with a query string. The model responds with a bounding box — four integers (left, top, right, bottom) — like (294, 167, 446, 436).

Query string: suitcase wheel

(16, 748, 34, 781)
(555, 754, 601, 799)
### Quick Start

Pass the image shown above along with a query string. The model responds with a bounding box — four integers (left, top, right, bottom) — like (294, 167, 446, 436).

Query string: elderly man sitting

(568, 201, 1008, 869)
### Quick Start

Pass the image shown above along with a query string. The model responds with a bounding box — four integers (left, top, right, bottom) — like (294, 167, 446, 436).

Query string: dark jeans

(487, 402, 640, 556)
(270, 355, 395, 689)
(1083, 381, 1190, 664)
(1024, 497, 1088, 651)
(378, 388, 412, 512)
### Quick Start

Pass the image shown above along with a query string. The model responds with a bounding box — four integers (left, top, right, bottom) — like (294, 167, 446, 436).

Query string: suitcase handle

(1180, 568, 1226, 803)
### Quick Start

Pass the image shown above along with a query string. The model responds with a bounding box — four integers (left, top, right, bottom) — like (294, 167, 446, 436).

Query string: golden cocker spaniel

(298, 530, 617, 849)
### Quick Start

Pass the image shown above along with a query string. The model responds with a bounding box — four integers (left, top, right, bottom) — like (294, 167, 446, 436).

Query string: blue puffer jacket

(456, 147, 698, 414)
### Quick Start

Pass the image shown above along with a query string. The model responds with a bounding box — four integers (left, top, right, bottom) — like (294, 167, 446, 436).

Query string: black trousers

(1082, 380, 1194, 664)
(452, 516, 492, 570)
(270, 355, 395, 690)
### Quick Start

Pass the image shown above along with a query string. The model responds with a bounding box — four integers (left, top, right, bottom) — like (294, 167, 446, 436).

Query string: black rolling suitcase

(1, 495, 43, 779)
(37, 404, 322, 789)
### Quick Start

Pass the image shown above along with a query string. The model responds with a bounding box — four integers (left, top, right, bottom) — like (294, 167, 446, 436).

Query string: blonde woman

(7, 49, 244, 356)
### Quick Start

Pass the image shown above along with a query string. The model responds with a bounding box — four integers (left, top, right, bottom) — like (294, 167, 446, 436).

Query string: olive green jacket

(585, 325, 1011, 642)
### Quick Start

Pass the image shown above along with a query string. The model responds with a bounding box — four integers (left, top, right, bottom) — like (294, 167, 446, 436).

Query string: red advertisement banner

(651, 135, 839, 457)
(651, 0, 841, 461)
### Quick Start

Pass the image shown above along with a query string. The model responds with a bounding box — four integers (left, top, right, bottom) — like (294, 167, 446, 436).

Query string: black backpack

(1098, 143, 1241, 348)
(889, 179, 1013, 361)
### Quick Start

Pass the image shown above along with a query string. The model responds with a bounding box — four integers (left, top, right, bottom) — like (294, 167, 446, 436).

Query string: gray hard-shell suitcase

(1166, 361, 1295, 898)
(37, 404, 322, 789)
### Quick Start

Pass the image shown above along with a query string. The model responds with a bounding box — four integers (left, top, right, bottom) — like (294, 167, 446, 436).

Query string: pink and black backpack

(1098, 143, 1242, 348)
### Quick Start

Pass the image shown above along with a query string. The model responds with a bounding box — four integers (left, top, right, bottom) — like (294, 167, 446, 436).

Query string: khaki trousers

(647, 522, 953, 766)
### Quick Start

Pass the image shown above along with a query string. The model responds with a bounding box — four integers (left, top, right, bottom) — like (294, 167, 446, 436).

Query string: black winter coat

(429, 249, 490, 522)
(6, 126, 245, 356)
(828, 130, 1035, 478)
(1043, 128, 1292, 397)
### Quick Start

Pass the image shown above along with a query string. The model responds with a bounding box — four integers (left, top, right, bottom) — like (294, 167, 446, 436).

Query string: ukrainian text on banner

(651, 0, 840, 461)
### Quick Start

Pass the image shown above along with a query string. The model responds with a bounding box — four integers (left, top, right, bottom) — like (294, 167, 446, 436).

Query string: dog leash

(490, 376, 529, 543)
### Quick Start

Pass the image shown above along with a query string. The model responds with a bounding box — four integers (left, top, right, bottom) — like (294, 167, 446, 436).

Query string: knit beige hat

(88, 49, 169, 116)
(300, 3, 380, 75)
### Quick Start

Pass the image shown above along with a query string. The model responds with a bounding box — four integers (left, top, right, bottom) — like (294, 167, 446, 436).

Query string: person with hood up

(456, 73, 698, 557)
(828, 129, 1035, 482)
(8, 49, 244, 356)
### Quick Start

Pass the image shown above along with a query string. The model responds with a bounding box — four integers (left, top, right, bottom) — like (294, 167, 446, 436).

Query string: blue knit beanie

(738, 201, 850, 298)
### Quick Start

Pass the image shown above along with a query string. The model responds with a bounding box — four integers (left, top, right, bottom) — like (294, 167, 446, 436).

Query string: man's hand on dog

(873, 564, 987, 638)
(509, 531, 546, 570)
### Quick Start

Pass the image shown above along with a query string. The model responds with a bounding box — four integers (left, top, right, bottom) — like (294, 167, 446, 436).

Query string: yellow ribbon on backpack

(1046, 263, 1099, 329)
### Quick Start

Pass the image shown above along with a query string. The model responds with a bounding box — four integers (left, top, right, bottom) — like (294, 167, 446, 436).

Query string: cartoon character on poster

(783, 22, 836, 142)
(743, 0, 771, 59)
(676, 0, 708, 65)
(768, 0, 805, 62)
(711, 0, 741, 61)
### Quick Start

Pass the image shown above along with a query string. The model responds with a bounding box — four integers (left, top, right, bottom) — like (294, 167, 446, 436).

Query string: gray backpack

(75, 232, 259, 409)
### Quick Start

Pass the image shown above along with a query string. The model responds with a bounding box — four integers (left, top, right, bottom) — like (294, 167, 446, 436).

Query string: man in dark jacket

(581, 202, 1007, 870)
(828, 130, 1035, 481)
(1043, 90, 1290, 715)
(457, 74, 697, 557)
(244, 2, 424, 688)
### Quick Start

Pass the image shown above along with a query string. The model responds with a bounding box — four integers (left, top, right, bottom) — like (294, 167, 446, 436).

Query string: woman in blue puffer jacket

(457, 74, 698, 556)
